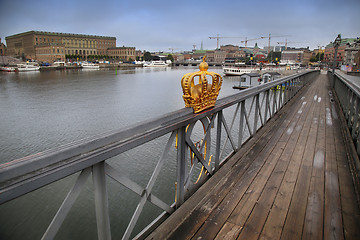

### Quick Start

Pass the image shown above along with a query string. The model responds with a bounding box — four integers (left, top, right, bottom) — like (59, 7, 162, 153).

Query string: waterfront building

(281, 48, 312, 65)
(344, 40, 360, 71)
(0, 38, 6, 56)
(35, 43, 66, 63)
(323, 38, 358, 66)
(5, 31, 116, 62)
(107, 46, 136, 62)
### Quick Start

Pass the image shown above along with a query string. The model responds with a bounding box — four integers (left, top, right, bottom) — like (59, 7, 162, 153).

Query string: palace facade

(5, 31, 135, 63)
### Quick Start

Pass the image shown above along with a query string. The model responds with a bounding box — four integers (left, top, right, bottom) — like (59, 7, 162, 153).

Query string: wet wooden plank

(239, 80, 319, 240)
(302, 75, 327, 240)
(194, 83, 316, 240)
(259, 90, 315, 240)
(280, 81, 321, 239)
(214, 222, 242, 240)
(324, 77, 344, 240)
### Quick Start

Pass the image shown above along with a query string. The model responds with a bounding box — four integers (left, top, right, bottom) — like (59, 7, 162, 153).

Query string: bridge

(1, 70, 359, 239)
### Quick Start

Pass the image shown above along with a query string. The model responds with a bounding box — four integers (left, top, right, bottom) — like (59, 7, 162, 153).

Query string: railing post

(352, 97, 359, 141)
(264, 90, 270, 123)
(272, 88, 277, 117)
(254, 94, 260, 133)
(176, 127, 186, 208)
(93, 162, 111, 240)
(214, 111, 222, 171)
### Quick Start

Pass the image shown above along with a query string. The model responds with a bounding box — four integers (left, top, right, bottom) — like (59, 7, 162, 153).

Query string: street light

(331, 34, 341, 88)
(332, 34, 342, 74)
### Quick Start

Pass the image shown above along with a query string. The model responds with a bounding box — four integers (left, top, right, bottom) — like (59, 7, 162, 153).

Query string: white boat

(81, 62, 100, 69)
(223, 65, 260, 76)
(53, 61, 66, 67)
(1, 66, 16, 72)
(143, 61, 169, 67)
(17, 63, 40, 72)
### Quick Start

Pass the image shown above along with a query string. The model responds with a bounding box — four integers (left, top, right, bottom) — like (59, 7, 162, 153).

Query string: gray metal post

(215, 111, 222, 171)
(176, 127, 186, 208)
(254, 94, 260, 133)
(332, 34, 341, 88)
(93, 162, 111, 240)
(238, 101, 245, 148)
(264, 90, 270, 123)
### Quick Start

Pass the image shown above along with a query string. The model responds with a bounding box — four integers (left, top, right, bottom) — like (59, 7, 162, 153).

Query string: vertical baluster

(93, 162, 111, 240)
(176, 127, 186, 208)
(352, 97, 359, 141)
(238, 101, 245, 149)
(264, 90, 270, 123)
(272, 88, 277, 117)
(254, 94, 260, 133)
(214, 111, 222, 171)
(284, 80, 289, 103)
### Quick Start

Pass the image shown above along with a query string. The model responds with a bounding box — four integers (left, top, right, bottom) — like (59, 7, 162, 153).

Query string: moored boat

(143, 60, 169, 67)
(81, 62, 100, 69)
(223, 65, 260, 75)
(1, 66, 16, 72)
(17, 63, 40, 72)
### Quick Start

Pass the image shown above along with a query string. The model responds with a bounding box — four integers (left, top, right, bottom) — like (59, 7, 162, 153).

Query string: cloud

(1, 0, 359, 51)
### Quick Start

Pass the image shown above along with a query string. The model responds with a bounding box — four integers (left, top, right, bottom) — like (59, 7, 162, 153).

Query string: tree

(310, 53, 324, 62)
(267, 51, 282, 63)
(166, 54, 174, 62)
(144, 51, 152, 61)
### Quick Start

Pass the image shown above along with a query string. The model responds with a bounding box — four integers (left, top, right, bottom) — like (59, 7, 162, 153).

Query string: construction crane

(209, 34, 243, 49)
(240, 36, 265, 48)
(267, 34, 291, 54)
(276, 39, 300, 50)
(168, 48, 181, 53)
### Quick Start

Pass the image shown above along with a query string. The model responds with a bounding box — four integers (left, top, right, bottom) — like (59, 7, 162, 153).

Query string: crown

(181, 57, 223, 113)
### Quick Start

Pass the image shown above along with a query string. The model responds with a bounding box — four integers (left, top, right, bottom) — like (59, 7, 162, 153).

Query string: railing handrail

(0, 70, 317, 205)
(334, 71, 360, 97)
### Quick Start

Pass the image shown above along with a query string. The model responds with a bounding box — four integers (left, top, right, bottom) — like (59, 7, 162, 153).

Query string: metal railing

(330, 71, 360, 164)
(0, 70, 318, 240)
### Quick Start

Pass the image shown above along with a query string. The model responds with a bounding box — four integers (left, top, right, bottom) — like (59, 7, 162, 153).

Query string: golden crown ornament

(181, 57, 223, 113)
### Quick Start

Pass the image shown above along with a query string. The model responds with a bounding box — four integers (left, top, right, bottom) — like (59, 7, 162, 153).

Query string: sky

(1, 0, 359, 52)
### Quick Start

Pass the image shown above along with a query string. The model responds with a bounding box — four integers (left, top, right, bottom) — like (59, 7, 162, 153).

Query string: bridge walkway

(146, 73, 360, 239)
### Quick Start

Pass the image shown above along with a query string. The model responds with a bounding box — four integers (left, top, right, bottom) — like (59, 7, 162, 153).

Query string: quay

(147, 72, 360, 239)
(1, 70, 359, 240)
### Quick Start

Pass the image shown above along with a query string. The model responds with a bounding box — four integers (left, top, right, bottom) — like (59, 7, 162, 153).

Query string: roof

(6, 30, 116, 40)
(241, 73, 261, 77)
(263, 72, 281, 76)
(325, 38, 359, 48)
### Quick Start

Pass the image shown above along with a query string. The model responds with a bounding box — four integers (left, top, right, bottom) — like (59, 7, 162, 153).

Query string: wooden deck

(146, 73, 360, 240)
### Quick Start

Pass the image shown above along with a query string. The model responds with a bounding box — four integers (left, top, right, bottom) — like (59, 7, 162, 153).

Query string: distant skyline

(1, 0, 359, 52)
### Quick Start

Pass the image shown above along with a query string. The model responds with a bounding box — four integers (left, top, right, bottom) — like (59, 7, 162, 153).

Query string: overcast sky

(1, 0, 359, 52)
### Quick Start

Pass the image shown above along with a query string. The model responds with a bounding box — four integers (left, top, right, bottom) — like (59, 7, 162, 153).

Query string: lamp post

(332, 34, 341, 87)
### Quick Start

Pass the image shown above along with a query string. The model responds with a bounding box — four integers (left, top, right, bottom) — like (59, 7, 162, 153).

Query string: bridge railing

(330, 71, 360, 165)
(0, 70, 318, 240)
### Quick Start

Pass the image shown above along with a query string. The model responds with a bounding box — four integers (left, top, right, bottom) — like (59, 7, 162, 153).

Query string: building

(323, 38, 358, 66)
(262, 72, 281, 83)
(35, 43, 66, 63)
(281, 48, 312, 65)
(5, 31, 116, 62)
(219, 44, 246, 63)
(344, 39, 360, 71)
(0, 38, 6, 56)
(108, 46, 136, 62)
(238, 73, 261, 88)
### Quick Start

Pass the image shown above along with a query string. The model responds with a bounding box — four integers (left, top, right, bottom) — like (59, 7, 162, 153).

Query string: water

(0, 66, 241, 239)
